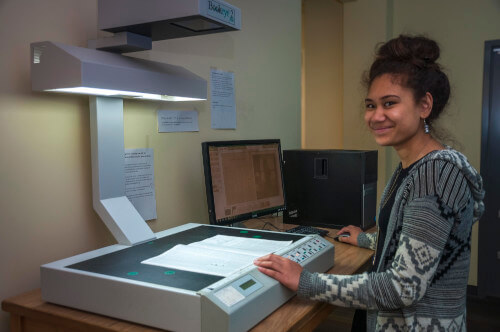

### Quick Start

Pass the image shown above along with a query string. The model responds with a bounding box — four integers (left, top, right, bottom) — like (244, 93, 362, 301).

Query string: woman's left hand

(253, 254, 303, 291)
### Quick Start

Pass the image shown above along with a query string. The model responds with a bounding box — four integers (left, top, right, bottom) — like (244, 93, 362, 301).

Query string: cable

(259, 221, 283, 232)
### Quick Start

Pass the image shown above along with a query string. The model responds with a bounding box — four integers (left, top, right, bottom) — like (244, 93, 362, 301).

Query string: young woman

(254, 35, 485, 331)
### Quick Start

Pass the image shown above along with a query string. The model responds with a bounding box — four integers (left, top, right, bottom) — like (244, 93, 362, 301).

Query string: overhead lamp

(30, 41, 209, 245)
(31, 41, 207, 101)
(46, 87, 202, 102)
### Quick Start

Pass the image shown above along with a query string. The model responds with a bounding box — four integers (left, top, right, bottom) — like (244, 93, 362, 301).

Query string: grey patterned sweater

(297, 148, 485, 331)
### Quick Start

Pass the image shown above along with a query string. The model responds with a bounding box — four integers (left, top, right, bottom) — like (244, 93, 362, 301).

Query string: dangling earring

(423, 119, 430, 134)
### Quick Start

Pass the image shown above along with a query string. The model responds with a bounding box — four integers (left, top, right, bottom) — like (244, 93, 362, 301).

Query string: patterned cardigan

(297, 148, 485, 331)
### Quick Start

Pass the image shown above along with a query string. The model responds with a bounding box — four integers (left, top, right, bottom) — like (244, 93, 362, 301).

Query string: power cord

(259, 221, 283, 232)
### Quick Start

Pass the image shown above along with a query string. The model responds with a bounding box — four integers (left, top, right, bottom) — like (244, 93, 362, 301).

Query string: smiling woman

(254, 35, 485, 332)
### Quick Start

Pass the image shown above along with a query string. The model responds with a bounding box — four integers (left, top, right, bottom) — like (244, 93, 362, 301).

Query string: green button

(240, 230, 249, 233)
(127, 271, 139, 276)
(253, 235, 262, 238)
(164, 271, 175, 275)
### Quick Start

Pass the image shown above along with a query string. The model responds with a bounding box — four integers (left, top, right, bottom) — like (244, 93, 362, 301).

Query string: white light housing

(47, 87, 205, 101)
(31, 41, 207, 101)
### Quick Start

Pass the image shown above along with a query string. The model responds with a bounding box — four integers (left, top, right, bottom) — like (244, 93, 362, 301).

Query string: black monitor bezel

(201, 139, 286, 226)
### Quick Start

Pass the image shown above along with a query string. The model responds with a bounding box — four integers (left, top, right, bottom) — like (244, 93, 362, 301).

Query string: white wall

(0, 1, 302, 330)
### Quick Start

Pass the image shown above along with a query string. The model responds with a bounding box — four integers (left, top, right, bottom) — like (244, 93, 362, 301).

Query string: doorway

(479, 40, 500, 298)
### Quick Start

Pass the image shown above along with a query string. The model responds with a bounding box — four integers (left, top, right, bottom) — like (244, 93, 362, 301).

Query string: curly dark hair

(364, 35, 451, 128)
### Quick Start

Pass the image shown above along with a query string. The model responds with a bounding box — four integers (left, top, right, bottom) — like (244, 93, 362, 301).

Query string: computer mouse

(334, 232, 350, 241)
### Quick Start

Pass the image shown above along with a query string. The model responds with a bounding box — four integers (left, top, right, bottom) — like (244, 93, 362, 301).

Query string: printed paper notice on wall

(158, 110, 199, 132)
(210, 68, 236, 129)
(125, 148, 157, 221)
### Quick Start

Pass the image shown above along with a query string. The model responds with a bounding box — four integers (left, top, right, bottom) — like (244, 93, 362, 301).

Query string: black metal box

(283, 149, 377, 230)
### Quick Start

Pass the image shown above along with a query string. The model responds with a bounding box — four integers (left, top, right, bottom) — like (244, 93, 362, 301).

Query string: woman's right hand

(337, 225, 363, 246)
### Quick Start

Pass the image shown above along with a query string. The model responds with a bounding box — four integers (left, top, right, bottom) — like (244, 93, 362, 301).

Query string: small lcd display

(239, 279, 256, 291)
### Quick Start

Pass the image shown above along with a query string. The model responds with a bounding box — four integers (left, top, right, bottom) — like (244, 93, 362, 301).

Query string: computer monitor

(201, 139, 286, 226)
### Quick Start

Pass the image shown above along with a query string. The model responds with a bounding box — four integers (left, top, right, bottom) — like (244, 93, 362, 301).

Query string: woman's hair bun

(377, 35, 440, 68)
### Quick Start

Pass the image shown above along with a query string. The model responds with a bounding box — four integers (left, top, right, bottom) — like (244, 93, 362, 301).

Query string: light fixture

(31, 41, 207, 101)
(47, 87, 204, 101)
(30, 41, 209, 245)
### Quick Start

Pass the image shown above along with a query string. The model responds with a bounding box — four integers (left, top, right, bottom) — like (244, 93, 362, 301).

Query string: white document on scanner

(141, 235, 292, 277)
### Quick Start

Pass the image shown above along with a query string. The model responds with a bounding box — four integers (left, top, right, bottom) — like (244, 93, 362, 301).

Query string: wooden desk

(2, 218, 374, 332)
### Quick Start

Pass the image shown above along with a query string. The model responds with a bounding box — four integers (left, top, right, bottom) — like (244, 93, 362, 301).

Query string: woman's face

(364, 74, 427, 148)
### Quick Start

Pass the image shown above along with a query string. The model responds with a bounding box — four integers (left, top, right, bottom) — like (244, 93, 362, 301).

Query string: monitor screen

(202, 139, 286, 225)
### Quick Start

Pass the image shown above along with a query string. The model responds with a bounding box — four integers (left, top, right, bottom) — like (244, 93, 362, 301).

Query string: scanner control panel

(283, 237, 330, 264)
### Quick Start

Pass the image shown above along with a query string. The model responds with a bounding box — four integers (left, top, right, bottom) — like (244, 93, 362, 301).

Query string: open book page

(191, 235, 292, 256)
(141, 235, 292, 277)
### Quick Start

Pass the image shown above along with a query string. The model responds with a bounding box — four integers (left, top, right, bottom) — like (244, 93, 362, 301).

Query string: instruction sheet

(158, 110, 199, 132)
(124, 148, 157, 220)
(210, 68, 236, 129)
